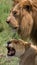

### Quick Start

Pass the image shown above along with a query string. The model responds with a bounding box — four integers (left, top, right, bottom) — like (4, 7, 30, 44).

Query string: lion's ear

(20, 0, 32, 11)
(23, 4, 32, 12)
(25, 43, 31, 50)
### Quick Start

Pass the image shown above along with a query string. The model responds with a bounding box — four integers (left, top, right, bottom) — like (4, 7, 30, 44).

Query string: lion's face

(6, 3, 21, 29)
(6, 39, 30, 57)
(6, 1, 33, 38)
(13, 0, 22, 4)
(13, 0, 25, 6)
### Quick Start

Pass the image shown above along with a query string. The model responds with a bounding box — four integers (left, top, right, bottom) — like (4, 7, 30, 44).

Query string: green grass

(0, 0, 20, 65)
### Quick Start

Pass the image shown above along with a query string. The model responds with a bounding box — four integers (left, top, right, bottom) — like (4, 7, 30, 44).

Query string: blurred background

(0, 0, 20, 65)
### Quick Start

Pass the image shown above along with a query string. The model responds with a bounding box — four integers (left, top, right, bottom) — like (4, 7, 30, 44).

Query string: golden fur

(6, 0, 37, 44)
(13, 0, 24, 6)
(6, 39, 37, 65)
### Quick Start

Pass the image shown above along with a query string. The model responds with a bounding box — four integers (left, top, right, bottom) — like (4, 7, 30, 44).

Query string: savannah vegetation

(0, 0, 20, 65)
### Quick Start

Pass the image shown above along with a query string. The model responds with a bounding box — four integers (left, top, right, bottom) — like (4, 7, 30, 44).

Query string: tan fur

(13, 0, 19, 6)
(6, 39, 37, 65)
(13, 0, 24, 6)
(6, 0, 37, 44)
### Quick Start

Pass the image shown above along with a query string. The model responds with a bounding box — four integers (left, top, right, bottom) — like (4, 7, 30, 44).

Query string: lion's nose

(6, 17, 11, 24)
(6, 20, 10, 24)
(13, 27, 18, 29)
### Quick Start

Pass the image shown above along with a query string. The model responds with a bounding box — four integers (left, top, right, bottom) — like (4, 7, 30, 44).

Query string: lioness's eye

(23, 5, 32, 12)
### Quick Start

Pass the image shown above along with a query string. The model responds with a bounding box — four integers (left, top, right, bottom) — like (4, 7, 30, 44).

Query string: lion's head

(6, 0, 37, 44)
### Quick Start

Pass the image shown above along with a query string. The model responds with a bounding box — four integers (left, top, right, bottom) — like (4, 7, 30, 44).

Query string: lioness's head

(6, 0, 33, 39)
(6, 39, 30, 57)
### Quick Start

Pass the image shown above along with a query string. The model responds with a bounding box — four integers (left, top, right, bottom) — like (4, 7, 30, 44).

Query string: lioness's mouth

(6, 41, 16, 56)
(7, 47, 16, 56)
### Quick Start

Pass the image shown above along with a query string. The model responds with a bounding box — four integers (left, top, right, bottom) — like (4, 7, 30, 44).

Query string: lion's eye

(13, 11, 17, 16)
(23, 5, 32, 12)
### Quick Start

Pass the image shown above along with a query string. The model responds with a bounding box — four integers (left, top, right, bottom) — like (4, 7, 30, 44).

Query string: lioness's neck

(19, 46, 37, 65)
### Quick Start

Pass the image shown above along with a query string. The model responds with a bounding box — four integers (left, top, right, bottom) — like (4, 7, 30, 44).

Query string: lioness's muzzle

(6, 41, 16, 56)
(7, 47, 16, 56)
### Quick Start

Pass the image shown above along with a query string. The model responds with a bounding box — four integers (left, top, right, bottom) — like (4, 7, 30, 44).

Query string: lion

(13, 0, 24, 6)
(13, 0, 19, 6)
(6, 39, 37, 65)
(6, 0, 37, 44)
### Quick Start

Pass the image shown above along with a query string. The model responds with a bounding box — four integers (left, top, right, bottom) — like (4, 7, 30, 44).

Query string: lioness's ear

(18, 39, 31, 50)
(25, 43, 31, 50)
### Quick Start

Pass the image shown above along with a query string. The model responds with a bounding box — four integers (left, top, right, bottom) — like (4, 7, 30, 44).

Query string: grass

(0, 0, 20, 65)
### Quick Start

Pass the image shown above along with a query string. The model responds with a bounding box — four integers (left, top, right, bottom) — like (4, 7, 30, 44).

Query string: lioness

(6, 39, 37, 65)
(6, 0, 37, 44)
